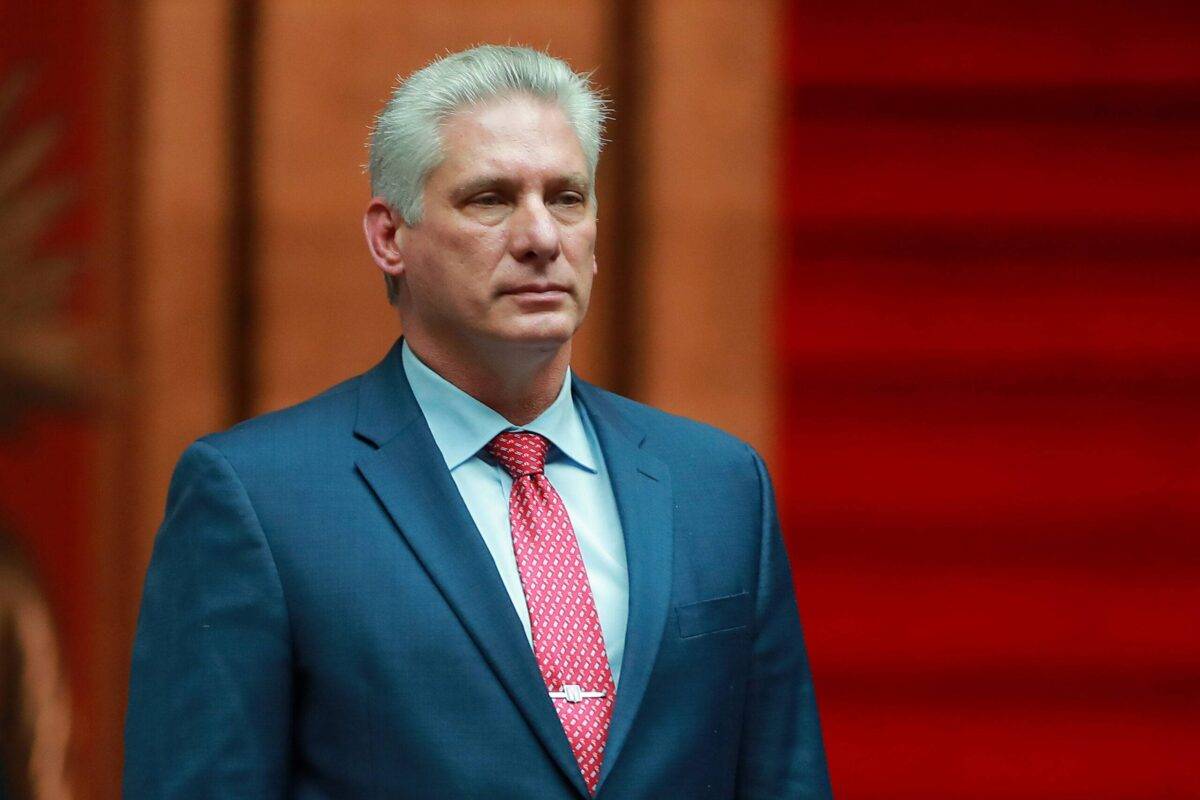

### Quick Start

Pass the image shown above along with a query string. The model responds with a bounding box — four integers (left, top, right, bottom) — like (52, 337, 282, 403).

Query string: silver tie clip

(549, 684, 606, 703)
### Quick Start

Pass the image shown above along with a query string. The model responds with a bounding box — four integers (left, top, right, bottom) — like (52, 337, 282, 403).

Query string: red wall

(0, 0, 104, 785)
(779, 3, 1200, 797)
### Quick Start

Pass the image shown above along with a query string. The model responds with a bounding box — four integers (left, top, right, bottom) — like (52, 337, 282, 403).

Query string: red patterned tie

(487, 431, 616, 795)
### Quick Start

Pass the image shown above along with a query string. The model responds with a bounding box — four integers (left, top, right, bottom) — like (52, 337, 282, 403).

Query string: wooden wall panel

(637, 0, 780, 454)
(131, 0, 232, 571)
(255, 0, 613, 413)
(89, 5, 138, 795)
(118, 9, 234, 793)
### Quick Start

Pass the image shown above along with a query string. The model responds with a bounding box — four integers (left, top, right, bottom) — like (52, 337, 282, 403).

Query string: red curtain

(779, 3, 1200, 797)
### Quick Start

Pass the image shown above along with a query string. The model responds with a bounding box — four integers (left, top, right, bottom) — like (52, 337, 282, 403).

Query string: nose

(507, 197, 561, 267)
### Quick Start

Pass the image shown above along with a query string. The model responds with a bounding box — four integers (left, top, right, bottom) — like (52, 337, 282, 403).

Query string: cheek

(441, 225, 506, 267)
(563, 225, 597, 263)
(412, 229, 503, 290)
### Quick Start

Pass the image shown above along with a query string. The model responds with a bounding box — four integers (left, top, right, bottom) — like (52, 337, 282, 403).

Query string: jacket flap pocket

(676, 591, 752, 639)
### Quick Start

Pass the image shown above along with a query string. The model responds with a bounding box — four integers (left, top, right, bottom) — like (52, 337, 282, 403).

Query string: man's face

(395, 94, 597, 356)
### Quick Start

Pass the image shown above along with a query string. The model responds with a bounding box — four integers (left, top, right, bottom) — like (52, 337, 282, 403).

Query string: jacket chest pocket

(675, 591, 752, 639)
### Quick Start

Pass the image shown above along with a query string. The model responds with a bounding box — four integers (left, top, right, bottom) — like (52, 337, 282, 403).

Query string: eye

(471, 193, 505, 207)
(553, 192, 585, 206)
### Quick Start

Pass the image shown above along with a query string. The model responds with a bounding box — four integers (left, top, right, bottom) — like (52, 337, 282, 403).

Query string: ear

(363, 197, 406, 279)
(591, 252, 598, 276)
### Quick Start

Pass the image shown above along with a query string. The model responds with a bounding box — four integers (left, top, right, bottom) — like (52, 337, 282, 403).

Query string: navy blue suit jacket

(123, 339, 832, 798)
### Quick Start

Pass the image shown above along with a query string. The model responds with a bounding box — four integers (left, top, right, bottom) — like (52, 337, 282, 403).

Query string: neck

(404, 332, 571, 426)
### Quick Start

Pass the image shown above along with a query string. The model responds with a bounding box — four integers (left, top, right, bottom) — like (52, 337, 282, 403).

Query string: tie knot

(486, 431, 550, 478)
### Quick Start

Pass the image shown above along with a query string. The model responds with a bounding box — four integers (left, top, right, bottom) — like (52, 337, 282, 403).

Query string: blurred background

(2, 1, 1198, 797)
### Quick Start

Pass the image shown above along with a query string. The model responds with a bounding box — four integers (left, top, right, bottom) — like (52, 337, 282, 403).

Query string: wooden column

(126, 0, 233, 591)
(636, 0, 781, 455)
(106, 2, 234, 793)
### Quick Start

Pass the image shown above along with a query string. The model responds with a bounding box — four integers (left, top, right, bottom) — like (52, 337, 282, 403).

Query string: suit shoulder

(582, 383, 767, 518)
(582, 383, 757, 464)
(196, 375, 363, 466)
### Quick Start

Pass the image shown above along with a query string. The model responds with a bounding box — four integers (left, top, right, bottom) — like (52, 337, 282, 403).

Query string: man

(124, 45, 832, 799)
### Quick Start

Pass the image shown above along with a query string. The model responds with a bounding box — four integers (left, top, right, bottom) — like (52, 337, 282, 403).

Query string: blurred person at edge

(123, 45, 832, 799)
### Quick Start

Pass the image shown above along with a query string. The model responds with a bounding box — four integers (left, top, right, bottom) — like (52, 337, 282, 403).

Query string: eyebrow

(556, 173, 591, 192)
(451, 173, 591, 202)
(452, 176, 514, 201)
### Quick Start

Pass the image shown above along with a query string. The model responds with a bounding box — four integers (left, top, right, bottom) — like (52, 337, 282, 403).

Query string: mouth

(500, 283, 571, 303)
(501, 283, 570, 296)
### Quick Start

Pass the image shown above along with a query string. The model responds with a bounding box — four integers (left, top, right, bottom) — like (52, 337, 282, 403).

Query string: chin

(492, 315, 579, 349)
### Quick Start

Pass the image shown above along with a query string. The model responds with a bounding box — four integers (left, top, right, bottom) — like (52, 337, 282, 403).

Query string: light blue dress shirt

(401, 341, 629, 685)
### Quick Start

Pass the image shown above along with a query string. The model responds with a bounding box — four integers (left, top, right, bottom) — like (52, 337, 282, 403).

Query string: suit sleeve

(735, 446, 834, 799)
(123, 440, 293, 799)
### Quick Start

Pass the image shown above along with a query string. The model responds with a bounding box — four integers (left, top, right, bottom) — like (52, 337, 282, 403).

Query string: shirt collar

(401, 339, 597, 474)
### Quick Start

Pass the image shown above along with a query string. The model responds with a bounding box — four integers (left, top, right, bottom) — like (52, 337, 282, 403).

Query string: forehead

(434, 95, 588, 181)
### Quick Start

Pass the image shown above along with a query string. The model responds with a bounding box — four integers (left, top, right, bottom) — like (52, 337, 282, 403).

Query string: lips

(501, 283, 570, 295)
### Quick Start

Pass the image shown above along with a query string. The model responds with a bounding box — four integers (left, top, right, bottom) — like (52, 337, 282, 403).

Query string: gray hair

(369, 44, 607, 223)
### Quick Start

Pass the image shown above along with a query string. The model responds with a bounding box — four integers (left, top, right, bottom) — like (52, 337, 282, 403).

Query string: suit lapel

(353, 341, 590, 798)
(573, 380, 675, 794)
